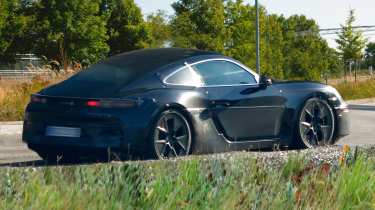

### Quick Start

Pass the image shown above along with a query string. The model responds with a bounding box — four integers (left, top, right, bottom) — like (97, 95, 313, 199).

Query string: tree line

(0, 0, 374, 80)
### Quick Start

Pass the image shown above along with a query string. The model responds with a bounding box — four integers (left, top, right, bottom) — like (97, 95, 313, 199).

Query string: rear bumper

(23, 121, 126, 151)
(334, 105, 350, 138)
(22, 113, 145, 152)
(24, 134, 125, 150)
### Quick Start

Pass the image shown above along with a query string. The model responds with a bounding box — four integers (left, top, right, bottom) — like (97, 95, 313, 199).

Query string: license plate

(45, 126, 81, 138)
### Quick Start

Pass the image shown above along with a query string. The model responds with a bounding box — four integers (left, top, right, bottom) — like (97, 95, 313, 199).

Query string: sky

(134, 0, 375, 48)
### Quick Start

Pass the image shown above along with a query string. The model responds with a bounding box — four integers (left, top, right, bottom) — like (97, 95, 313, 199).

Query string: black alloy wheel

(298, 98, 335, 148)
(153, 110, 192, 159)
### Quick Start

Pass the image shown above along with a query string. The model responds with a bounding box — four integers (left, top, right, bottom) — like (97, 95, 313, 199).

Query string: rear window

(69, 63, 139, 87)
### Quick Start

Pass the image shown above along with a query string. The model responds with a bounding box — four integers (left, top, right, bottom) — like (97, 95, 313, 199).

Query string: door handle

(210, 100, 232, 108)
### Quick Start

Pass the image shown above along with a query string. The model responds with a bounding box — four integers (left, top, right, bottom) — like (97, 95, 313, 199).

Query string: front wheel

(296, 98, 336, 148)
(151, 110, 193, 159)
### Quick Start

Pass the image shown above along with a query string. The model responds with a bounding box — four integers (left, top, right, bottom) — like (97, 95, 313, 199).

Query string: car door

(192, 59, 286, 141)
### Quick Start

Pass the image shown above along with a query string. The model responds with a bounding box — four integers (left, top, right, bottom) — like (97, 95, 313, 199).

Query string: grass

(0, 150, 375, 210)
(334, 78, 375, 100)
(0, 76, 65, 121)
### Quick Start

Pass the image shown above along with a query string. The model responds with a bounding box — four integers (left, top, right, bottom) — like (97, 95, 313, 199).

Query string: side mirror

(259, 76, 273, 88)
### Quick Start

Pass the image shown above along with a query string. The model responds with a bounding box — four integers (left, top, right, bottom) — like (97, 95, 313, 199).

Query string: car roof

(104, 48, 221, 70)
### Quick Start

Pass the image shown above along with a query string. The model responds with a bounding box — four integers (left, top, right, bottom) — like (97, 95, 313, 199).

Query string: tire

(294, 97, 335, 148)
(149, 109, 193, 159)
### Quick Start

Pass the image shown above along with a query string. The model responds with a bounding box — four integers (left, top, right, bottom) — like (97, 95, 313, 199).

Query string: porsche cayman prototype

(23, 48, 349, 161)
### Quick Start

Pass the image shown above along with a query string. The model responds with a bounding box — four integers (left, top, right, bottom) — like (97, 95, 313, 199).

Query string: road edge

(0, 121, 23, 125)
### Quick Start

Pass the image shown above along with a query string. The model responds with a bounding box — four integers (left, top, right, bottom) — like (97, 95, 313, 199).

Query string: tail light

(30, 95, 47, 104)
(86, 99, 139, 108)
(87, 100, 100, 107)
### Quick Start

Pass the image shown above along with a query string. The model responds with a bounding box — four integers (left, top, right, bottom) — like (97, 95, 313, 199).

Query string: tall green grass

(1, 154, 374, 209)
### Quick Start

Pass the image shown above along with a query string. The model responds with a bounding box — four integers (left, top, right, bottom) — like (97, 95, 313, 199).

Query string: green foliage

(171, 0, 226, 52)
(170, 0, 337, 81)
(146, 10, 171, 48)
(224, 1, 284, 78)
(279, 15, 336, 81)
(335, 156, 375, 209)
(365, 42, 375, 67)
(106, 0, 150, 55)
(0, 0, 340, 81)
(0, 0, 9, 55)
(336, 10, 367, 63)
(0, 0, 33, 61)
(32, 0, 109, 69)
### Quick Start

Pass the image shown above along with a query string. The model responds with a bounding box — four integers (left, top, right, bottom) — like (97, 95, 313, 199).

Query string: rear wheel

(296, 98, 335, 148)
(152, 110, 192, 159)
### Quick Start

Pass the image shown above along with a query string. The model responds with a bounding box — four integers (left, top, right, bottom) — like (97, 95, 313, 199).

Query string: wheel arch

(154, 103, 195, 126)
(291, 92, 337, 148)
(149, 103, 196, 153)
(300, 91, 339, 138)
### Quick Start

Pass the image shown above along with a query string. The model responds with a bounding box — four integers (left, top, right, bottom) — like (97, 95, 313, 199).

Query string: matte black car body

(23, 48, 350, 158)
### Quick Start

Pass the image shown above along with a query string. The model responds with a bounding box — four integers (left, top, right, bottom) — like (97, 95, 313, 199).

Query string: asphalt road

(0, 102, 374, 165)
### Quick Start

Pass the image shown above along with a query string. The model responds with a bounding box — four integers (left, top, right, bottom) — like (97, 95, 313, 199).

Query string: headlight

(326, 86, 345, 103)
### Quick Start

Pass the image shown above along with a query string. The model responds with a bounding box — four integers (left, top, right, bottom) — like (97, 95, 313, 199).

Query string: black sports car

(23, 48, 349, 161)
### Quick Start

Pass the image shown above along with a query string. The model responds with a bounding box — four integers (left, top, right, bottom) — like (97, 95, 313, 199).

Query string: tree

(170, 0, 336, 81)
(336, 10, 367, 72)
(280, 15, 335, 81)
(365, 42, 375, 68)
(0, 0, 33, 62)
(0, 0, 9, 56)
(224, 0, 284, 78)
(32, 0, 109, 70)
(171, 0, 226, 52)
(106, 0, 150, 55)
(146, 10, 171, 48)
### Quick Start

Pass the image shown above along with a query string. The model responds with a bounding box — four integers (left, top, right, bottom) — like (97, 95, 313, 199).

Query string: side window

(193, 60, 257, 86)
(165, 66, 203, 86)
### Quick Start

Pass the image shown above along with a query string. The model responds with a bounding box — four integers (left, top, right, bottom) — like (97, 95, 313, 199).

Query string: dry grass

(0, 76, 69, 121)
(0, 85, 6, 103)
(328, 75, 375, 85)
(334, 78, 375, 100)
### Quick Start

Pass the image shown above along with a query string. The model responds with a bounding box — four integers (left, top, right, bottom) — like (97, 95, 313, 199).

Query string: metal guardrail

(0, 70, 54, 80)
